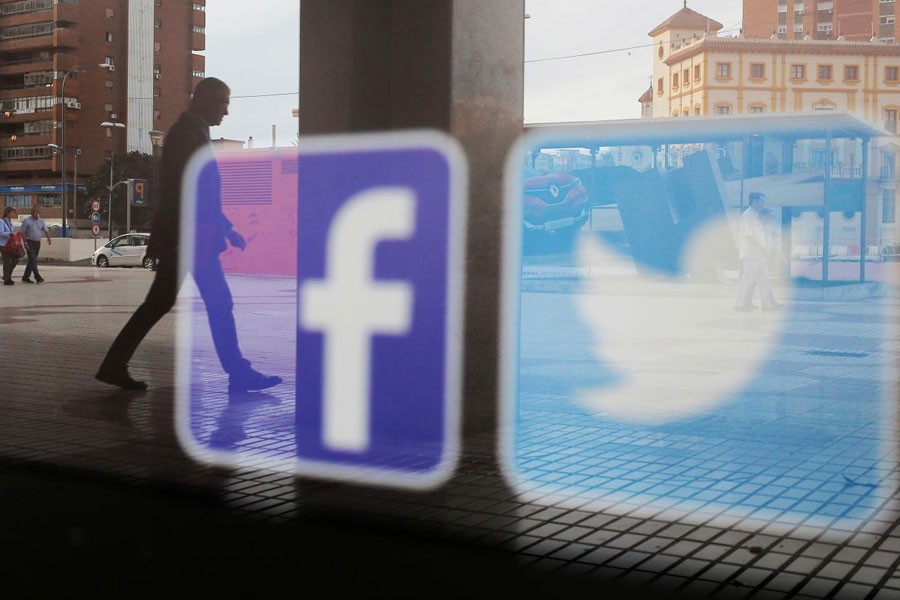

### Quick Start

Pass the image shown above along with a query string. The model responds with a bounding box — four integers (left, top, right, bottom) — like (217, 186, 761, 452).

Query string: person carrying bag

(1, 206, 24, 285)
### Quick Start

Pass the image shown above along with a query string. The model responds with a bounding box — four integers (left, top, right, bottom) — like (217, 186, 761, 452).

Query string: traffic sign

(128, 178, 148, 206)
(90, 212, 101, 224)
(91, 199, 100, 212)
(91, 224, 100, 237)
(175, 132, 466, 490)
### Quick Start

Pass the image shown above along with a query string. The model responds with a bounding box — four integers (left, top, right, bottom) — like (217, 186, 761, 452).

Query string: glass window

(886, 66, 899, 82)
(716, 105, 731, 115)
(844, 65, 859, 81)
(750, 63, 765, 78)
(883, 189, 896, 223)
(716, 63, 731, 78)
(817, 65, 832, 80)
(791, 64, 806, 79)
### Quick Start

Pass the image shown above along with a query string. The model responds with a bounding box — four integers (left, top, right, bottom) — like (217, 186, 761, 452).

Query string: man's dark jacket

(146, 110, 231, 262)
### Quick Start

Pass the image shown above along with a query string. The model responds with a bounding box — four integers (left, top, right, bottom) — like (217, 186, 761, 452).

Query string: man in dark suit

(96, 77, 281, 393)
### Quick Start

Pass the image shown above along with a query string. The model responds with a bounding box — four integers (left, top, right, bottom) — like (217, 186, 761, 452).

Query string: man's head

(30, 205, 39, 218)
(749, 192, 766, 212)
(190, 77, 230, 126)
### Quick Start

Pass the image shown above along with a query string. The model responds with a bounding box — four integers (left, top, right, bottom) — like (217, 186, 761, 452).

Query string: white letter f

(300, 187, 416, 452)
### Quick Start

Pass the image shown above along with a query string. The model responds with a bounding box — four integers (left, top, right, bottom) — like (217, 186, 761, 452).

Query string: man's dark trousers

(100, 256, 249, 375)
(23, 240, 41, 281)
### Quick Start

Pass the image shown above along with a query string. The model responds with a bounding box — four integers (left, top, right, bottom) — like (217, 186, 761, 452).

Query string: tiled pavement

(2, 264, 899, 598)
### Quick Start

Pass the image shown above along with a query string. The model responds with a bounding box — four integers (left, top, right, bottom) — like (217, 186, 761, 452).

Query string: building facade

(640, 5, 900, 247)
(0, 0, 205, 225)
(743, 0, 900, 43)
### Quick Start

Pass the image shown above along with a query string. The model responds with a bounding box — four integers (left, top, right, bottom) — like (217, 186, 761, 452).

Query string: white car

(92, 233, 154, 268)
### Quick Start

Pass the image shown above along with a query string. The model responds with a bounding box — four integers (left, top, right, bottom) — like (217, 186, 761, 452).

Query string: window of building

(791, 64, 806, 79)
(105, 80, 113, 89)
(154, 19, 162, 29)
(693, 65, 701, 80)
(38, 193, 58, 208)
(154, 110, 161, 121)
(817, 23, 833, 34)
(154, 65, 161, 79)
(881, 0, 896, 3)
(3, 195, 31, 209)
(154, 41, 161, 52)
(682, 69, 690, 84)
(192, 70, 206, 78)
(104, 103, 113, 113)
(750, 63, 765, 79)
(883, 189, 896, 223)
(105, 31, 113, 43)
(192, 26, 205, 34)
(104, 56, 114, 67)
(694, 106, 701, 116)
(155, 0, 161, 5)
(881, 16, 896, 25)
(748, 105, 765, 113)
(887, 66, 899, 82)
(657, 77, 664, 94)
(106, 8, 114, 18)
(777, 25, 788, 34)
(672, 72, 679, 88)
(715, 104, 731, 115)
(715, 63, 731, 78)
(885, 108, 897, 132)
(153, 86, 161, 98)
(883, 150, 896, 177)
(794, 23, 804, 33)
(192, 3, 205, 11)
(817, 64, 833, 80)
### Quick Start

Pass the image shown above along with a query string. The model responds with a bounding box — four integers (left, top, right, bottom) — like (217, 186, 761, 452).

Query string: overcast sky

(202, 1, 743, 145)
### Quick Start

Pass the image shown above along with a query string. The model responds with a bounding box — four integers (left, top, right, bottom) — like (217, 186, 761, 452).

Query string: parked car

(92, 233, 154, 268)
(522, 166, 589, 238)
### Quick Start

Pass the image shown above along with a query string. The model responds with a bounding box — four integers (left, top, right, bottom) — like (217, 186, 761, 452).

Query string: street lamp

(148, 130, 164, 271)
(148, 129, 164, 212)
(101, 121, 126, 240)
(59, 62, 114, 237)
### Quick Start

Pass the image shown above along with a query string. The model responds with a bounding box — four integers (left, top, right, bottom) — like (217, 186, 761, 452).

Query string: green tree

(82, 151, 157, 234)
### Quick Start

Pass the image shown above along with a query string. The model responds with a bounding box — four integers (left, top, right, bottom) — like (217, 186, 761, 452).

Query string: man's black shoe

(95, 367, 148, 391)
(35, 277, 44, 284)
(228, 369, 282, 392)
(21, 278, 33, 283)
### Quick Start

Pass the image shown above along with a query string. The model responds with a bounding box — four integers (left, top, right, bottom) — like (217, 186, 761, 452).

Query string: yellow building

(640, 5, 900, 247)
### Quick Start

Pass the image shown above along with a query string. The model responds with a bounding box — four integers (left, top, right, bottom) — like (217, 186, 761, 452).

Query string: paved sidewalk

(2, 265, 898, 599)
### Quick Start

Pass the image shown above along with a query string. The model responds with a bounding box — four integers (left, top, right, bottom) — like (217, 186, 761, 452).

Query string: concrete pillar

(298, 0, 524, 474)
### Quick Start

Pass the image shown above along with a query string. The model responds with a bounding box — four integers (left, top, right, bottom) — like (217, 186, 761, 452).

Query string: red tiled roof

(649, 6, 723, 37)
(638, 86, 654, 103)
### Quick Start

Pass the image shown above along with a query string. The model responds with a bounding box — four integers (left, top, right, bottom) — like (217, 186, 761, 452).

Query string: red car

(522, 167, 589, 238)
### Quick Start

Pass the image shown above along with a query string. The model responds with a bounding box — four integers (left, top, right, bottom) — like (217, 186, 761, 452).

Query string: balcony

(192, 31, 205, 52)
(53, 1, 79, 24)
(0, 27, 77, 53)
(0, 56, 53, 76)
(0, 157, 52, 173)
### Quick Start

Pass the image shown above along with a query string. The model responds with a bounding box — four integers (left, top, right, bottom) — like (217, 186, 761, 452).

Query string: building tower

(743, 0, 899, 43)
(0, 0, 206, 225)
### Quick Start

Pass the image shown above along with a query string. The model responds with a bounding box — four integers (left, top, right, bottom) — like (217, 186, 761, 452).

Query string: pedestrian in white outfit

(735, 192, 781, 311)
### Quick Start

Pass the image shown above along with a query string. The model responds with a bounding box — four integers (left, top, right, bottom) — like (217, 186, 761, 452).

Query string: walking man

(735, 192, 781, 312)
(20, 205, 51, 284)
(96, 77, 281, 392)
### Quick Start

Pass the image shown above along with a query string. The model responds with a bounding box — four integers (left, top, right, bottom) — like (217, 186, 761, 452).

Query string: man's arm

(42, 221, 51, 244)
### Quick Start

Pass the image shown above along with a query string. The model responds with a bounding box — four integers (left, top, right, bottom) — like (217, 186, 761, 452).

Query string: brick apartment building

(743, 0, 900, 42)
(0, 0, 206, 228)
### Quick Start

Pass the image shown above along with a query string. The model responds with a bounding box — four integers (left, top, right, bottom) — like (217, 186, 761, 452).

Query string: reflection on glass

(504, 116, 896, 533)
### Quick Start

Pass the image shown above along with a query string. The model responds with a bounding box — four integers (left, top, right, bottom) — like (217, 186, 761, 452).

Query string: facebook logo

(295, 133, 466, 488)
